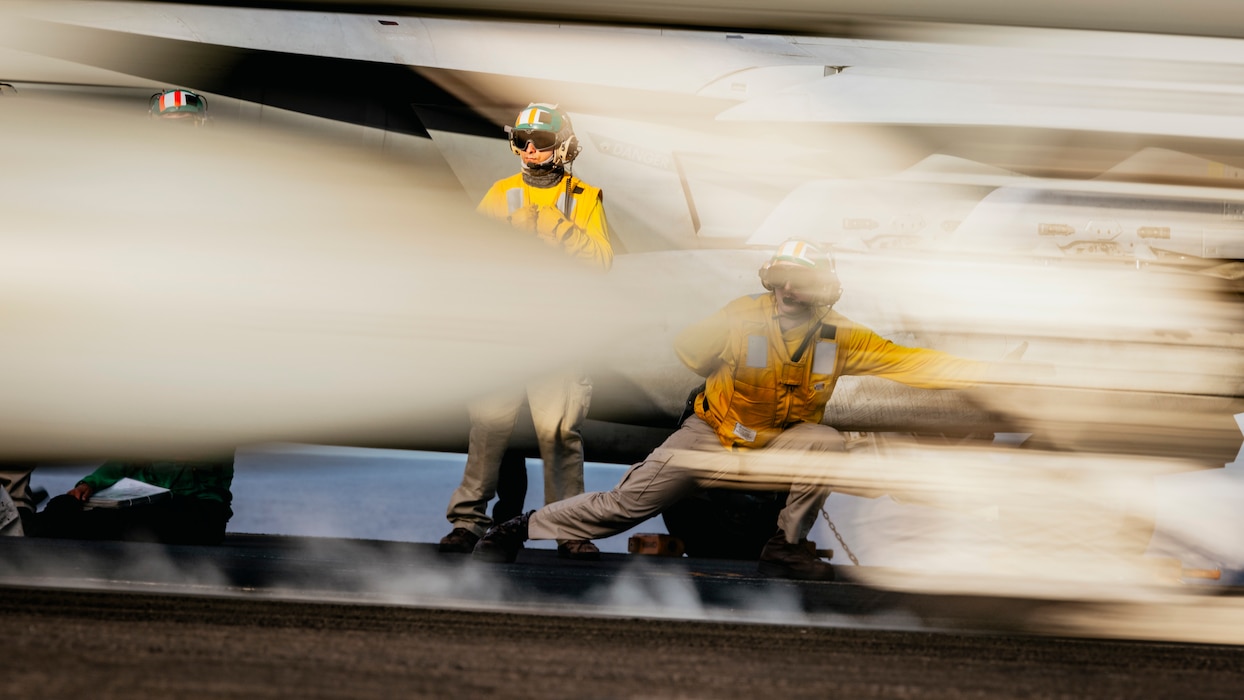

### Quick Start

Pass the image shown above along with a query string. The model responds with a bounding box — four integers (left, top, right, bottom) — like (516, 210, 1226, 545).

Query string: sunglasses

(510, 128, 559, 151)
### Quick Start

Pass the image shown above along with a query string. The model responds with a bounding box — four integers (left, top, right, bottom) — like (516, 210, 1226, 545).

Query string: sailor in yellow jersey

(474, 239, 994, 579)
(440, 104, 613, 560)
(476, 104, 613, 270)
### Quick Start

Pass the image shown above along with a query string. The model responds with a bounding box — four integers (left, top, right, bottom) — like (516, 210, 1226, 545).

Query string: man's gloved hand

(507, 204, 580, 244)
(506, 203, 541, 234)
(992, 340, 1056, 385)
(531, 206, 580, 244)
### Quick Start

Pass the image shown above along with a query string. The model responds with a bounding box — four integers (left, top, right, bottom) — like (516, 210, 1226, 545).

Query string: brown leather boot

(438, 527, 480, 554)
(757, 530, 835, 581)
(557, 539, 601, 561)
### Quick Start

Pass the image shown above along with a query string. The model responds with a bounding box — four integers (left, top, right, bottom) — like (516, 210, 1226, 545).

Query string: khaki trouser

(529, 416, 845, 544)
(446, 372, 592, 537)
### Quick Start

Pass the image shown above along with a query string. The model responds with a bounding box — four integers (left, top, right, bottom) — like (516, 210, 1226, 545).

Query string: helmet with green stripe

(149, 89, 208, 125)
(506, 103, 581, 166)
(758, 239, 843, 307)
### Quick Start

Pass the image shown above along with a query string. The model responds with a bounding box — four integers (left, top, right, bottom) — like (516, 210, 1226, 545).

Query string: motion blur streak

(16, 0, 1244, 41)
(0, 95, 652, 459)
(2, 0, 1244, 652)
(11, 532, 1244, 646)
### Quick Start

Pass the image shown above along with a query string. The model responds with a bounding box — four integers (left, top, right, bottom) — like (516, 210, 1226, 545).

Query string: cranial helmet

(758, 239, 843, 307)
(149, 89, 207, 124)
(506, 102, 581, 167)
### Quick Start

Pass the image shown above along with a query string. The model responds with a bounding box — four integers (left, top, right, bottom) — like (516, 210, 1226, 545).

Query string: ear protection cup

(817, 279, 844, 307)
(759, 262, 774, 291)
(556, 132, 581, 166)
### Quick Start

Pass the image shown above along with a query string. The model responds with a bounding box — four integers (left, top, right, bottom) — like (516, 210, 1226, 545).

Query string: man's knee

(557, 423, 584, 447)
(530, 416, 584, 454)
(784, 423, 847, 453)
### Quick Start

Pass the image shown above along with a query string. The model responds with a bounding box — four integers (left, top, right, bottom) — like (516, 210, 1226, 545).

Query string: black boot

(473, 511, 532, 563)
(757, 530, 835, 581)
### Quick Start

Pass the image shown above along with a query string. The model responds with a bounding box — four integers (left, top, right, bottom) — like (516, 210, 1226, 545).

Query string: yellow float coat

(676, 293, 987, 449)
(477, 172, 613, 270)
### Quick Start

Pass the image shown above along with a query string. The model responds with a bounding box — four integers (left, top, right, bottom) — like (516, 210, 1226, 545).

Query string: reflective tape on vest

(746, 335, 767, 368)
(555, 190, 577, 218)
(506, 188, 525, 214)
(812, 341, 837, 375)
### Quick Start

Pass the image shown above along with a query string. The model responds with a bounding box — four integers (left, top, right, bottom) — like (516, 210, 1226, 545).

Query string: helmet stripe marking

(160, 91, 187, 111)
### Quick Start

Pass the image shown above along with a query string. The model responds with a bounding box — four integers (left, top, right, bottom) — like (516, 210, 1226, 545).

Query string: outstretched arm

(841, 325, 990, 389)
(76, 461, 135, 496)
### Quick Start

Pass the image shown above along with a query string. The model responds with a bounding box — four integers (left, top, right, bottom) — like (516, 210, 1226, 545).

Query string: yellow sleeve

(674, 308, 732, 377)
(476, 181, 511, 222)
(560, 189, 614, 271)
(840, 325, 988, 389)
